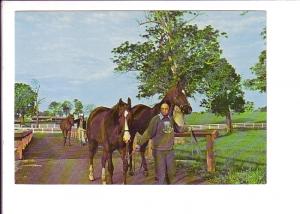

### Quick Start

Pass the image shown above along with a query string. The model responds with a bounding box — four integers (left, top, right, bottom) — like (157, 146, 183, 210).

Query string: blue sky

(15, 11, 266, 112)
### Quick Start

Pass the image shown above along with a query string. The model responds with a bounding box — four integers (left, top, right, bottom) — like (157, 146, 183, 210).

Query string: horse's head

(116, 98, 132, 143)
(68, 114, 75, 125)
(163, 82, 192, 115)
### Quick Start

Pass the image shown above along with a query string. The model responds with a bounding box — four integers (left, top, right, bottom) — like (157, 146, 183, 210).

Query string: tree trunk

(225, 110, 233, 133)
(36, 111, 39, 128)
(20, 115, 25, 126)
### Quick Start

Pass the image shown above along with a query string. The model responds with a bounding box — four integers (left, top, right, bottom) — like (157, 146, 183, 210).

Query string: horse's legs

(62, 131, 67, 146)
(128, 141, 134, 176)
(119, 146, 128, 184)
(68, 129, 71, 146)
(88, 140, 97, 181)
(101, 151, 108, 184)
(107, 152, 114, 184)
(140, 142, 149, 176)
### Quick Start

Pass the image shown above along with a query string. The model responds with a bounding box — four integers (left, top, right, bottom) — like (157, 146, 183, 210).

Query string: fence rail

(15, 127, 62, 133)
(15, 122, 266, 133)
(188, 123, 266, 130)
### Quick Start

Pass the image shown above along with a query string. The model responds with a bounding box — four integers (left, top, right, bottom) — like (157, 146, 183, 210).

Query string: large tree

(73, 99, 83, 117)
(199, 58, 245, 132)
(244, 27, 266, 93)
(15, 83, 36, 124)
(61, 100, 73, 116)
(48, 101, 63, 117)
(112, 11, 224, 98)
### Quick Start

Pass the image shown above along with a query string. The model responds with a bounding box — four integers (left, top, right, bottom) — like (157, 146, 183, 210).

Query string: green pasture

(175, 129, 267, 184)
(185, 111, 267, 125)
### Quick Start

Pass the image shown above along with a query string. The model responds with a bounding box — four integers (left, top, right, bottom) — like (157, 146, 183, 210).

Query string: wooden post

(206, 134, 215, 172)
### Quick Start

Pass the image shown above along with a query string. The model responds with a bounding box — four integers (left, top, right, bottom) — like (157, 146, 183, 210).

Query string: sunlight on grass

(175, 130, 266, 184)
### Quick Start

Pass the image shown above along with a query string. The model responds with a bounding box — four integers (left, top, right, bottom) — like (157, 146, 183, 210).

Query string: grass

(174, 129, 266, 184)
(185, 111, 267, 125)
(32, 132, 62, 140)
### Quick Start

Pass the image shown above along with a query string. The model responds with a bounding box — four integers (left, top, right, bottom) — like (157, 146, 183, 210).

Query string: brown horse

(86, 98, 132, 184)
(60, 114, 75, 146)
(128, 82, 192, 176)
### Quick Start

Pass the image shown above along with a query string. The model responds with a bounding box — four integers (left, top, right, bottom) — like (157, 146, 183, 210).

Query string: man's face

(160, 103, 170, 117)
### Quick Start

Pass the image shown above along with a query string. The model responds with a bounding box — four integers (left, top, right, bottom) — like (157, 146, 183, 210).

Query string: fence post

(206, 134, 215, 172)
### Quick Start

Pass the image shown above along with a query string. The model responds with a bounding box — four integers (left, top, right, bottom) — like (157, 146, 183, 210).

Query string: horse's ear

(119, 98, 122, 104)
(127, 97, 131, 108)
(177, 78, 186, 90)
(177, 81, 183, 90)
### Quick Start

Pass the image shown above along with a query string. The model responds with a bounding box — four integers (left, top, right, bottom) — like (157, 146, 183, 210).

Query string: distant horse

(87, 98, 132, 184)
(60, 114, 75, 146)
(128, 82, 192, 176)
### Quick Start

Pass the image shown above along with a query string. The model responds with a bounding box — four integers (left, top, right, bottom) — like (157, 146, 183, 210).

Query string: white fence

(15, 122, 266, 134)
(188, 123, 266, 130)
(15, 127, 62, 133)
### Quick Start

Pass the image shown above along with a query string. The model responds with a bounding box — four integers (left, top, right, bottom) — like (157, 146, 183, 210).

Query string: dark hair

(161, 100, 171, 108)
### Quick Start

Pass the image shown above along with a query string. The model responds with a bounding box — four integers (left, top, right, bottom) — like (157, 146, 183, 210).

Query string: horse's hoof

(143, 171, 149, 177)
(89, 175, 94, 181)
(129, 171, 134, 176)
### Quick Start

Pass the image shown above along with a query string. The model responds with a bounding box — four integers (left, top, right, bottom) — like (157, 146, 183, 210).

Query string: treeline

(15, 80, 95, 124)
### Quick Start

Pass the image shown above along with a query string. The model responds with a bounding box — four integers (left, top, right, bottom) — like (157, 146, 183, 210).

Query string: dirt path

(15, 134, 204, 184)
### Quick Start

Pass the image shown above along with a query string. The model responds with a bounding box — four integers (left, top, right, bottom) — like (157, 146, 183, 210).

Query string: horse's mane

(88, 106, 108, 120)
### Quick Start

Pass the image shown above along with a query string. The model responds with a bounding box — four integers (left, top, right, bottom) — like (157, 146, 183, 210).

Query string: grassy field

(175, 129, 266, 184)
(185, 111, 267, 125)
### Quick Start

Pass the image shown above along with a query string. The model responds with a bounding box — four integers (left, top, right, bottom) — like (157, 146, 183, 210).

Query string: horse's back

(87, 106, 110, 144)
(131, 104, 155, 134)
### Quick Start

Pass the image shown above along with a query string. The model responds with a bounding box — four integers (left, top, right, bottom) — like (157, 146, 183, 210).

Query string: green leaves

(244, 27, 266, 93)
(15, 83, 37, 118)
(112, 11, 225, 98)
(73, 99, 83, 116)
(200, 58, 245, 117)
(244, 49, 266, 93)
(61, 100, 73, 116)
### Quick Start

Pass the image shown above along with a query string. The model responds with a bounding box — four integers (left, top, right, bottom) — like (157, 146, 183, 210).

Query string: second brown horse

(86, 98, 132, 184)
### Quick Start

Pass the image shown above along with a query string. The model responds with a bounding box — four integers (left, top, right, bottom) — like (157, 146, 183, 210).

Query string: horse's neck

(110, 107, 120, 123)
(151, 103, 162, 115)
(173, 105, 185, 126)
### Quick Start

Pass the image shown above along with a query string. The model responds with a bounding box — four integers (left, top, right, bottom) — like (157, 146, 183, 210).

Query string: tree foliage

(200, 58, 245, 115)
(73, 99, 83, 116)
(48, 101, 63, 117)
(199, 58, 245, 132)
(244, 27, 266, 93)
(112, 11, 225, 98)
(61, 100, 73, 116)
(15, 83, 36, 121)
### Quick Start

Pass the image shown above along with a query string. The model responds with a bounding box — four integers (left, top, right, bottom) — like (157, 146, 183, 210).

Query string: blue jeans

(152, 149, 176, 184)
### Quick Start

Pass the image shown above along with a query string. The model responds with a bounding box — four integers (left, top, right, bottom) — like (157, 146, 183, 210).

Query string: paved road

(15, 134, 204, 184)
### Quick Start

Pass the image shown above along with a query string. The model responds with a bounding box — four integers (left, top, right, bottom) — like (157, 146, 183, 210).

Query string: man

(77, 113, 87, 146)
(136, 101, 189, 184)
